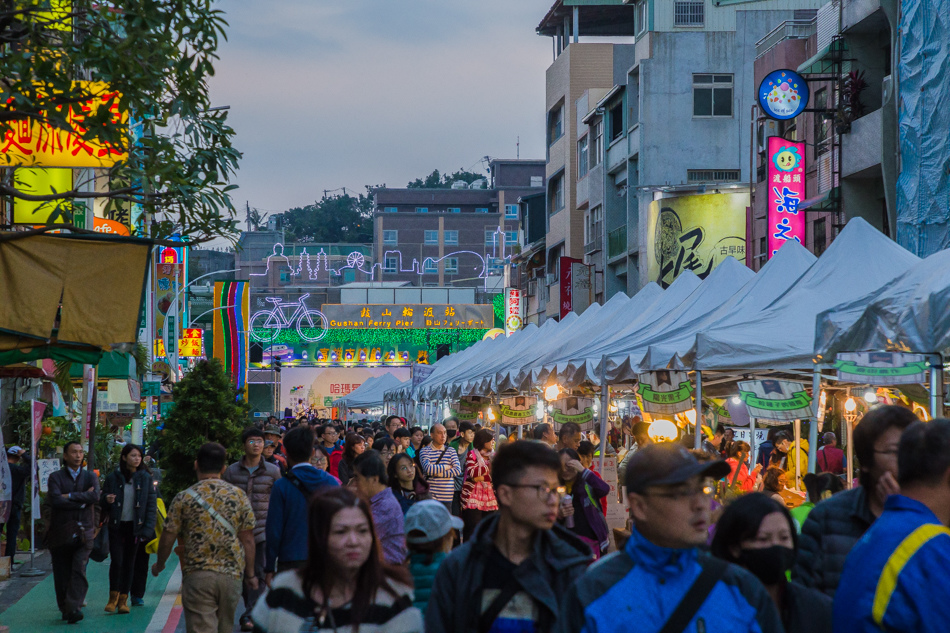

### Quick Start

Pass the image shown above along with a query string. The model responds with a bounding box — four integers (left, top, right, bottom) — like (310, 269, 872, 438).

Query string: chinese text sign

(766, 137, 805, 258)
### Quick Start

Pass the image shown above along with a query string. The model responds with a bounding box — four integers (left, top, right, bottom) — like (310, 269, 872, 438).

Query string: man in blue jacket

(263, 426, 338, 586)
(834, 418, 950, 633)
(556, 443, 783, 633)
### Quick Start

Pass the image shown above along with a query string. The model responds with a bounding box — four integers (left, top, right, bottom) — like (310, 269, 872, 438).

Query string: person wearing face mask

(711, 494, 832, 633)
(793, 405, 918, 597)
(443, 416, 460, 441)
(450, 421, 476, 516)
(556, 444, 782, 633)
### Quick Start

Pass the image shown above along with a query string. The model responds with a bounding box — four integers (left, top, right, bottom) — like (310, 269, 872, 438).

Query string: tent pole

(750, 417, 758, 467)
(808, 365, 821, 473)
(694, 371, 703, 450)
(846, 415, 854, 488)
(599, 355, 609, 474)
(930, 354, 943, 419)
(794, 418, 801, 492)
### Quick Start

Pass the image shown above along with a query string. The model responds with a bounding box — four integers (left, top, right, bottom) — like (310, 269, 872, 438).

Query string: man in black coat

(47, 442, 100, 624)
(3, 446, 30, 563)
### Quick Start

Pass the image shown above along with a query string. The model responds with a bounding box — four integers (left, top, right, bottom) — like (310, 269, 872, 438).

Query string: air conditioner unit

(527, 280, 538, 296)
(533, 268, 545, 279)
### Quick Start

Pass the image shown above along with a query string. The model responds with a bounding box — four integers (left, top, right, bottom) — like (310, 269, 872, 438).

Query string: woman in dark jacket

(557, 448, 610, 559)
(101, 443, 157, 614)
(332, 432, 364, 486)
(711, 493, 832, 633)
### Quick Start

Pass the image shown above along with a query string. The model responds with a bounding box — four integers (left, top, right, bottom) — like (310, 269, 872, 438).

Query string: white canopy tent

(332, 372, 407, 410)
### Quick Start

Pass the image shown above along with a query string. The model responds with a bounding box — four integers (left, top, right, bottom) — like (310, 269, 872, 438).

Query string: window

(445, 257, 459, 273)
(505, 204, 519, 218)
(423, 258, 438, 273)
(674, 1, 704, 26)
(591, 120, 603, 168)
(384, 255, 398, 272)
(505, 231, 517, 245)
(814, 88, 831, 158)
(609, 102, 624, 142)
(444, 230, 458, 245)
(475, 207, 489, 213)
(415, 207, 428, 213)
(693, 74, 733, 118)
(383, 230, 398, 245)
(485, 230, 499, 246)
(585, 206, 604, 246)
(530, 176, 544, 187)
(814, 218, 827, 256)
(548, 104, 564, 145)
(577, 135, 589, 178)
(687, 169, 741, 183)
(549, 173, 565, 215)
(447, 207, 461, 213)
(636, 0, 648, 35)
(383, 207, 398, 213)
(424, 230, 439, 245)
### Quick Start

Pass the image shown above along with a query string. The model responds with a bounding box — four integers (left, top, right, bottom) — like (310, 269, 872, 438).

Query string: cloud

(209, 0, 553, 216)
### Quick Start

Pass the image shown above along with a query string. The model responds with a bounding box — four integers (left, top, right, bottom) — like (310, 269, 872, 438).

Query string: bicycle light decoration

(249, 293, 329, 343)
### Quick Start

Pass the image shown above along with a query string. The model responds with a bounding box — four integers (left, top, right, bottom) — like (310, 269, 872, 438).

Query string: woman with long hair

(331, 433, 365, 486)
(725, 441, 762, 493)
(762, 467, 789, 505)
(251, 487, 422, 632)
(388, 453, 429, 514)
(711, 493, 832, 633)
(557, 447, 610, 559)
(405, 427, 424, 459)
(101, 443, 157, 614)
(459, 429, 497, 541)
(353, 450, 407, 565)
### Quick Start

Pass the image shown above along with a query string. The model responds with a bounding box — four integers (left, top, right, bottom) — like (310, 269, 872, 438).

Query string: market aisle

(0, 553, 179, 632)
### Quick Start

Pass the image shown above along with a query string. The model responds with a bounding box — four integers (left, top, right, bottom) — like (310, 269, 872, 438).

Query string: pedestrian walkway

(0, 553, 180, 632)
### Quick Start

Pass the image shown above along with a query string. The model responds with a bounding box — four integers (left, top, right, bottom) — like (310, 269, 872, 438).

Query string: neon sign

(250, 293, 328, 343)
(766, 137, 805, 258)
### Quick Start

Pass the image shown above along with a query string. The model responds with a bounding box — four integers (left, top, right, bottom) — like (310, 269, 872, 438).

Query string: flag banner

(738, 379, 812, 422)
(834, 352, 929, 385)
(637, 371, 694, 414)
(550, 396, 595, 428)
(500, 395, 538, 426)
(213, 282, 250, 392)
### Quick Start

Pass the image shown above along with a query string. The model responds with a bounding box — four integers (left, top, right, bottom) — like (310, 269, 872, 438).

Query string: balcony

(584, 234, 603, 255)
(607, 226, 627, 259)
(755, 19, 815, 59)
(842, 106, 883, 178)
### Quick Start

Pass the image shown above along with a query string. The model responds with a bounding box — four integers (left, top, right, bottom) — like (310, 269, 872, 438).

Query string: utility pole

(246, 200, 250, 230)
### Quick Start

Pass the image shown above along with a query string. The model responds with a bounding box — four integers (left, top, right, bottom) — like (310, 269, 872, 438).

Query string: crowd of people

(27, 405, 950, 632)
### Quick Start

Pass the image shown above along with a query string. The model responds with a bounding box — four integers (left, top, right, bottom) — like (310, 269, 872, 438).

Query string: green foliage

(407, 169, 487, 189)
(6, 401, 31, 449)
(276, 192, 373, 243)
(0, 1, 241, 242)
(159, 358, 249, 499)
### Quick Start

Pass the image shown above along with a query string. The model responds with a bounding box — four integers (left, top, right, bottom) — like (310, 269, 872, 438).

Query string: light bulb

(864, 390, 878, 404)
(544, 384, 560, 401)
(845, 397, 856, 412)
(731, 395, 741, 404)
(685, 410, 696, 424)
(648, 419, 678, 443)
(486, 407, 496, 421)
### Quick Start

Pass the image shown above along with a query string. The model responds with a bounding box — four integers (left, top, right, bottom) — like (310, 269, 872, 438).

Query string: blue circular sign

(758, 69, 809, 120)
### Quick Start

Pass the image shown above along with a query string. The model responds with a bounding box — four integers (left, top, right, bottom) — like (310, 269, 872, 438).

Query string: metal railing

(584, 234, 603, 255)
(607, 226, 627, 259)
(755, 20, 815, 59)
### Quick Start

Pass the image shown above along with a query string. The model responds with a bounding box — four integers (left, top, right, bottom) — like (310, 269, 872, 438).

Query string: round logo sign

(758, 69, 809, 120)
(505, 315, 523, 331)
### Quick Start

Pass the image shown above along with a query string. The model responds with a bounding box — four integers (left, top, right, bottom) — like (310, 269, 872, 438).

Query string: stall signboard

(450, 396, 489, 421)
(12, 168, 73, 225)
(178, 328, 204, 358)
(758, 70, 809, 121)
(38, 458, 60, 493)
(834, 352, 930, 385)
(500, 395, 537, 425)
(766, 137, 806, 258)
(646, 193, 748, 288)
(93, 216, 130, 236)
(0, 83, 128, 168)
(321, 304, 492, 330)
(550, 396, 595, 427)
(738, 379, 812, 422)
(638, 371, 694, 414)
(504, 288, 524, 336)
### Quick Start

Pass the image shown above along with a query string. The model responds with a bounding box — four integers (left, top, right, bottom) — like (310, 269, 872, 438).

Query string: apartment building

(372, 160, 544, 288)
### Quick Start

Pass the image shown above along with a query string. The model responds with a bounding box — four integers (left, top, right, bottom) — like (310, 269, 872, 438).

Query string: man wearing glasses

(223, 426, 281, 631)
(426, 441, 591, 633)
(556, 443, 783, 633)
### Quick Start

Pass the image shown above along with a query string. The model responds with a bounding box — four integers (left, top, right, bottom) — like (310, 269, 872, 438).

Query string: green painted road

(0, 554, 179, 632)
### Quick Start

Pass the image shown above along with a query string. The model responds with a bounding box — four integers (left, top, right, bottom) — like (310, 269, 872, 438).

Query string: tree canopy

(0, 0, 241, 242)
(275, 191, 373, 243)
(407, 169, 487, 189)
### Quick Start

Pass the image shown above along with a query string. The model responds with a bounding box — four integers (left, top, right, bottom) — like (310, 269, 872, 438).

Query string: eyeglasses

(246, 439, 264, 445)
(503, 483, 562, 501)
(643, 483, 715, 501)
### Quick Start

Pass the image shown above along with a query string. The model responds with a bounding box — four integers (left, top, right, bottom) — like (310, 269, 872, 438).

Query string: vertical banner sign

(178, 328, 204, 358)
(766, 137, 806, 258)
(155, 246, 184, 343)
(738, 379, 812, 422)
(411, 363, 435, 392)
(0, 422, 10, 524)
(213, 282, 250, 393)
(31, 400, 47, 456)
(571, 261, 593, 315)
(504, 288, 524, 336)
(833, 352, 930, 385)
(559, 257, 582, 319)
(637, 371, 694, 414)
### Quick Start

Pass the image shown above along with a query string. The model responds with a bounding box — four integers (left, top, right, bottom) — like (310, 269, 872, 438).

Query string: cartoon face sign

(772, 146, 801, 172)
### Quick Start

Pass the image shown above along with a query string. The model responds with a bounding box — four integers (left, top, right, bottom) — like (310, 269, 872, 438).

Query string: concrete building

(534, 0, 827, 316)
(372, 159, 544, 289)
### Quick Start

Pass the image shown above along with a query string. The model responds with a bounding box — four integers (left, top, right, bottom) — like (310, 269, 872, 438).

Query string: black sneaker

(66, 610, 84, 624)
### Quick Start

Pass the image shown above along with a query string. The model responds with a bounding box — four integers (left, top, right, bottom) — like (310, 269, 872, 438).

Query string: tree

(0, 1, 241, 242)
(407, 169, 486, 189)
(276, 191, 373, 243)
(158, 359, 248, 499)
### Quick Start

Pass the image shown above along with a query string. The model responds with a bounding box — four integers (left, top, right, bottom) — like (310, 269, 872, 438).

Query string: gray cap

(404, 500, 464, 544)
(625, 443, 731, 494)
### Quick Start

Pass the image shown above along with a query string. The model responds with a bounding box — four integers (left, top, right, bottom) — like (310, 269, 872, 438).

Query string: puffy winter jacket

(555, 527, 783, 633)
(425, 513, 591, 633)
(223, 459, 282, 543)
(409, 551, 447, 614)
(792, 485, 873, 597)
(101, 468, 158, 540)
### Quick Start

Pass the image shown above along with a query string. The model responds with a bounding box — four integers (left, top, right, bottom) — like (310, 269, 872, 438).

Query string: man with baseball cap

(556, 443, 783, 633)
(404, 501, 464, 614)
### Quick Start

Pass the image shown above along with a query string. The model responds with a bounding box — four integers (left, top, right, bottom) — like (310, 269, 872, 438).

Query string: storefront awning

(801, 187, 839, 212)
(798, 38, 848, 75)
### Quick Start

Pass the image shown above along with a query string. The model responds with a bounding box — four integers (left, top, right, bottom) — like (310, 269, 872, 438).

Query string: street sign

(179, 328, 204, 358)
(141, 381, 161, 397)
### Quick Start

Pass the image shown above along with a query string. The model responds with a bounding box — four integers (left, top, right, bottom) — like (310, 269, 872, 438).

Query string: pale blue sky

(209, 0, 555, 220)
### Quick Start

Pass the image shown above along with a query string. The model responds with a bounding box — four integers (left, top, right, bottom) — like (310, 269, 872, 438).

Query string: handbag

(719, 460, 745, 504)
(90, 526, 110, 562)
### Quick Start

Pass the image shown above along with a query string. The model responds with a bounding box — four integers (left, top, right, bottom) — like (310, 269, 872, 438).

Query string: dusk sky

(209, 0, 556, 223)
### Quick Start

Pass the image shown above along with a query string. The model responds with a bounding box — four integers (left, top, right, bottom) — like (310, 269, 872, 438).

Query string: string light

(648, 419, 678, 443)
(731, 395, 741, 404)
(864, 390, 878, 404)
(544, 384, 561, 401)
(845, 397, 857, 412)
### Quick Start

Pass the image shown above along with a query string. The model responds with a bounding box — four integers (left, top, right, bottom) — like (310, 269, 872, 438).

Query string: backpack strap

(184, 488, 236, 537)
(872, 524, 950, 627)
(657, 557, 728, 633)
(284, 469, 313, 499)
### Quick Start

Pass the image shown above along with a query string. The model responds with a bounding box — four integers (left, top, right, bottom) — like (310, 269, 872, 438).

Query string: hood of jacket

(288, 464, 337, 490)
(468, 511, 593, 573)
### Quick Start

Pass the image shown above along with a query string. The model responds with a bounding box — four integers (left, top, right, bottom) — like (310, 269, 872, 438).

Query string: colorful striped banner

(212, 281, 250, 392)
